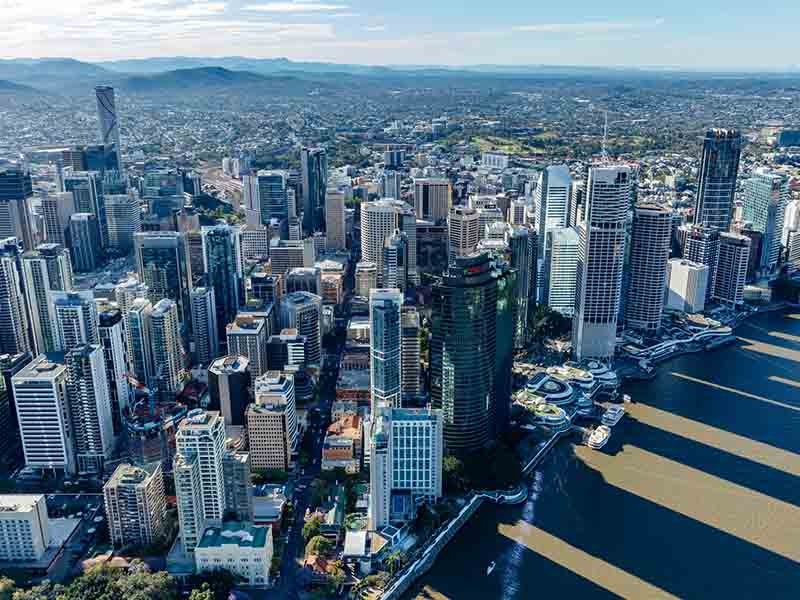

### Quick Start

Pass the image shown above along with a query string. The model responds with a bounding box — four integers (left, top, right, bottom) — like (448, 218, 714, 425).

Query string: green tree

(11, 581, 65, 600)
(0, 578, 15, 600)
(186, 570, 238, 600)
(188, 583, 214, 600)
(305, 535, 332, 557)
(302, 515, 323, 541)
(442, 455, 464, 493)
(110, 569, 176, 600)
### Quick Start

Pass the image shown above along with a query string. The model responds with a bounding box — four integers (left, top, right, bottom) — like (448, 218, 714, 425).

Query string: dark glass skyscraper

(134, 231, 191, 322)
(430, 252, 516, 456)
(694, 128, 742, 232)
(202, 225, 243, 340)
(301, 147, 327, 235)
(0, 166, 35, 251)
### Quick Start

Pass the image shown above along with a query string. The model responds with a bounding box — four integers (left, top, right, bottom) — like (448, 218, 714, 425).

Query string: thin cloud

(513, 18, 665, 34)
(363, 25, 386, 32)
(242, 1, 348, 12)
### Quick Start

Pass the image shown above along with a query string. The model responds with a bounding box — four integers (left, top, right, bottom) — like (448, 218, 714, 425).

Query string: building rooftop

(209, 355, 250, 374)
(196, 522, 270, 550)
(0, 494, 43, 513)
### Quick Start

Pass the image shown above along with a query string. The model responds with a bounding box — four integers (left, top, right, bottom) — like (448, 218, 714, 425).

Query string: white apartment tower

(360, 199, 418, 285)
(190, 287, 219, 365)
(22, 243, 73, 355)
(103, 462, 166, 549)
(149, 299, 185, 397)
(572, 166, 631, 360)
(51, 290, 99, 352)
(227, 315, 269, 384)
(280, 292, 322, 366)
(447, 206, 480, 262)
(665, 259, 709, 314)
(247, 371, 298, 471)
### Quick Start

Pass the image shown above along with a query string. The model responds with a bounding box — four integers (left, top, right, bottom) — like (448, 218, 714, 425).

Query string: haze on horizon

(2, 0, 798, 71)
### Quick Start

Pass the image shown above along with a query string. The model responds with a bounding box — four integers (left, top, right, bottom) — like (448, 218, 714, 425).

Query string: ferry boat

(602, 405, 626, 426)
(486, 561, 496, 576)
(587, 425, 611, 449)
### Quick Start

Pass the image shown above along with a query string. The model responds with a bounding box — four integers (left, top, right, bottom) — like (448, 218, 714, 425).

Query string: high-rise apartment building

(0, 495, 51, 562)
(447, 206, 480, 262)
(369, 289, 403, 414)
(742, 170, 789, 272)
(694, 128, 742, 232)
(572, 165, 631, 360)
(382, 230, 409, 292)
(301, 148, 327, 234)
(103, 462, 166, 548)
(626, 204, 672, 331)
(535, 165, 572, 301)
(190, 287, 219, 365)
(127, 297, 153, 385)
(280, 292, 322, 366)
(369, 407, 443, 529)
(665, 259, 709, 313)
(361, 199, 418, 285)
(65, 344, 113, 475)
(12, 355, 75, 475)
(0, 166, 35, 251)
(0, 238, 32, 355)
(238, 225, 269, 264)
(683, 225, 720, 302)
(95, 86, 123, 171)
(42, 192, 75, 246)
(149, 299, 184, 398)
(221, 450, 253, 522)
(134, 232, 190, 322)
(247, 372, 297, 471)
(355, 261, 378, 298)
(713, 232, 750, 306)
(97, 301, 129, 437)
(22, 243, 73, 354)
(174, 410, 226, 545)
(51, 290, 99, 352)
(430, 252, 516, 455)
(413, 178, 452, 222)
(226, 315, 268, 385)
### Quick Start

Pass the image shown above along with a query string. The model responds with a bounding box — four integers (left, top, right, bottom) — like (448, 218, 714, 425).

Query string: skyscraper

(683, 225, 720, 302)
(247, 372, 297, 472)
(127, 298, 153, 385)
(742, 170, 789, 273)
(105, 192, 141, 254)
(380, 170, 402, 200)
(368, 407, 443, 529)
(63, 171, 107, 247)
(149, 299, 185, 399)
(447, 206, 480, 262)
(22, 243, 73, 354)
(301, 147, 327, 234)
(413, 178, 452, 222)
(0, 166, 35, 251)
(95, 86, 123, 171)
(103, 463, 166, 549)
(382, 230, 409, 292)
(535, 165, 572, 301)
(665, 259, 709, 313)
(97, 301, 129, 437)
(190, 287, 219, 365)
(226, 315, 269, 385)
(174, 410, 226, 552)
(245, 170, 288, 226)
(12, 354, 75, 475)
(202, 225, 243, 339)
(134, 232, 191, 322)
(41, 192, 75, 246)
(354, 261, 378, 298)
(65, 344, 114, 475)
(369, 289, 403, 414)
(0, 238, 32, 355)
(626, 204, 672, 332)
(208, 355, 250, 427)
(360, 199, 418, 285)
(51, 290, 99, 352)
(401, 306, 421, 399)
(572, 165, 631, 360)
(694, 128, 742, 232)
(280, 292, 322, 367)
(508, 226, 537, 349)
(325, 189, 346, 250)
(545, 227, 580, 317)
(430, 252, 516, 455)
(69, 213, 101, 272)
(713, 232, 750, 306)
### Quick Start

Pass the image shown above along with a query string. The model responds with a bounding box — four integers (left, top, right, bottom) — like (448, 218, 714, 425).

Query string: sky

(2, 0, 799, 69)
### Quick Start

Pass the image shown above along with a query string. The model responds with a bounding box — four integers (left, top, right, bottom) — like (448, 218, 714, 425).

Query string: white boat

(623, 394, 632, 403)
(486, 561, 496, 576)
(602, 405, 626, 426)
(587, 425, 611, 449)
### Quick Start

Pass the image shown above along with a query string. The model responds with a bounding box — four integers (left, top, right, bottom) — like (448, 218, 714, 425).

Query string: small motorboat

(486, 560, 496, 576)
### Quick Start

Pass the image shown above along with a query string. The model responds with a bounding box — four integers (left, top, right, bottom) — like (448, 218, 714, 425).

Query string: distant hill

(118, 66, 330, 95)
(0, 78, 42, 96)
(0, 58, 114, 93)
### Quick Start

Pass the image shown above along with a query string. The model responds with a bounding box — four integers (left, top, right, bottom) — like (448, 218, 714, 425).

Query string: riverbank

(407, 308, 800, 599)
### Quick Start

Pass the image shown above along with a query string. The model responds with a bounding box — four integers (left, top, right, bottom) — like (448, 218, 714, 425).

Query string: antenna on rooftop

(601, 110, 609, 163)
